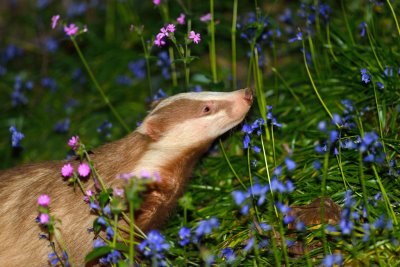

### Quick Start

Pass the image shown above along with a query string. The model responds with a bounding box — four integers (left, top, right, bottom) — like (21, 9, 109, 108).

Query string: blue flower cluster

(242, 106, 281, 151)
(53, 118, 70, 133)
(138, 230, 170, 266)
(48, 251, 70, 267)
(11, 76, 32, 106)
(322, 253, 343, 267)
(178, 217, 220, 246)
(9, 126, 24, 148)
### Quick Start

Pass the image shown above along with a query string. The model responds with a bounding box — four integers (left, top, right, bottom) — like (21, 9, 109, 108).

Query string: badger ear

(144, 117, 162, 141)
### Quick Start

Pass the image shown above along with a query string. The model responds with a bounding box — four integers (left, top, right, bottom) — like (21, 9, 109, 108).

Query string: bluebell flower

(313, 160, 322, 170)
(359, 22, 367, 37)
(318, 121, 327, 132)
(41, 77, 58, 91)
(243, 134, 251, 149)
(195, 217, 219, 238)
(283, 215, 295, 224)
(156, 51, 171, 79)
(276, 201, 291, 214)
(116, 75, 133, 86)
(273, 165, 283, 176)
(11, 88, 28, 106)
(285, 157, 296, 171)
(329, 130, 339, 144)
(322, 253, 343, 267)
(97, 120, 112, 137)
(53, 118, 70, 133)
(362, 223, 370, 242)
(89, 201, 100, 210)
(128, 59, 146, 79)
(106, 226, 114, 240)
(315, 143, 328, 154)
(138, 230, 170, 266)
(288, 31, 303, 42)
(93, 238, 105, 248)
(0, 65, 6, 76)
(152, 88, 168, 101)
(72, 68, 86, 84)
(97, 216, 107, 226)
(360, 68, 370, 84)
(44, 38, 58, 53)
(219, 248, 236, 264)
(2, 44, 23, 63)
(243, 237, 254, 252)
(279, 8, 293, 24)
(67, 2, 88, 17)
(296, 221, 306, 231)
(99, 250, 121, 265)
(376, 82, 384, 90)
(384, 67, 393, 77)
(259, 223, 271, 231)
(241, 123, 253, 134)
(232, 190, 247, 205)
(48, 252, 59, 266)
(252, 145, 261, 153)
(178, 227, 191, 246)
(10, 126, 24, 148)
(332, 113, 342, 125)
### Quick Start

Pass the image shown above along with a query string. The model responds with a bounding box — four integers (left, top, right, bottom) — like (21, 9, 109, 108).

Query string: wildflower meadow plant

(2, 1, 400, 266)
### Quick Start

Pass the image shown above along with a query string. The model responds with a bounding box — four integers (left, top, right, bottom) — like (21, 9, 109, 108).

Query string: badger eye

(202, 106, 211, 114)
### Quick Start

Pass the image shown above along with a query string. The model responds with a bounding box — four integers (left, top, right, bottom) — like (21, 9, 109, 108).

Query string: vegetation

(1, 0, 400, 266)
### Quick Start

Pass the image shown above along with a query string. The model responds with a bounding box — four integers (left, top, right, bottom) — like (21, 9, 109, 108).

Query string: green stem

(209, 0, 217, 82)
(140, 35, 153, 96)
(129, 200, 135, 265)
(385, 0, 400, 37)
(231, 0, 238, 89)
(366, 27, 384, 72)
(218, 139, 246, 190)
(168, 47, 178, 87)
(71, 38, 130, 133)
(301, 37, 334, 121)
(341, 0, 355, 46)
(321, 152, 329, 256)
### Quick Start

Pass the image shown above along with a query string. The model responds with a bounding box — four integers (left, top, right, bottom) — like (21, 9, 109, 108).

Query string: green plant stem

(231, 0, 238, 89)
(168, 47, 178, 87)
(140, 35, 153, 95)
(129, 200, 135, 265)
(218, 139, 246, 190)
(366, 27, 384, 72)
(71, 38, 130, 133)
(385, 0, 400, 37)
(321, 152, 329, 256)
(341, 0, 355, 46)
(301, 37, 334, 121)
(209, 0, 217, 83)
(184, 19, 192, 90)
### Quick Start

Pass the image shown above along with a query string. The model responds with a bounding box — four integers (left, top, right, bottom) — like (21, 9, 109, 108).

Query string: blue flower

(322, 253, 343, 267)
(116, 75, 133, 86)
(243, 237, 254, 252)
(195, 217, 219, 238)
(296, 221, 306, 231)
(252, 145, 261, 153)
(276, 201, 291, 214)
(9, 126, 24, 148)
(318, 121, 327, 132)
(93, 238, 105, 248)
(313, 160, 322, 170)
(106, 226, 114, 240)
(384, 67, 393, 77)
(285, 157, 296, 171)
(178, 227, 191, 246)
(128, 59, 146, 79)
(41, 77, 58, 91)
(241, 123, 253, 134)
(53, 118, 70, 134)
(219, 248, 236, 264)
(376, 82, 384, 90)
(156, 51, 171, 79)
(97, 216, 107, 226)
(243, 134, 251, 149)
(97, 121, 112, 137)
(359, 22, 367, 37)
(232, 190, 247, 205)
(360, 68, 370, 84)
(138, 230, 170, 266)
(288, 31, 303, 42)
(99, 250, 121, 265)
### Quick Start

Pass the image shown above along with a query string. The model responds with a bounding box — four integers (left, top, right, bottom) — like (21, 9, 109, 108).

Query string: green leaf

(85, 246, 112, 262)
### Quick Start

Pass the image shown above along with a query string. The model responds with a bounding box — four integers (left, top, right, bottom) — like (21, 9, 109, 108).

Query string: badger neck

(92, 131, 212, 187)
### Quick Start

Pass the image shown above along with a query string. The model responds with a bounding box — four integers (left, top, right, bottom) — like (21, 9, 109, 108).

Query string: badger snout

(243, 88, 253, 105)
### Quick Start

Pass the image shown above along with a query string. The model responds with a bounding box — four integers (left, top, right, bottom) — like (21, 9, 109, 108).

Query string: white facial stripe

(151, 91, 240, 114)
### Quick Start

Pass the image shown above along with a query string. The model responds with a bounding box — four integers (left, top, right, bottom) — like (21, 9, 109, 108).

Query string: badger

(0, 88, 253, 266)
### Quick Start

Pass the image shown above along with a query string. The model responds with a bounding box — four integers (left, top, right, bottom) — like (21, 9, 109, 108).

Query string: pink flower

(68, 135, 79, 150)
(154, 36, 166, 47)
(160, 27, 169, 37)
(153, 0, 160, 5)
(113, 188, 124, 197)
(166, 24, 175, 33)
(86, 189, 93, 197)
(39, 213, 50, 224)
(37, 195, 51, 206)
(64, 24, 79, 36)
(189, 31, 201, 44)
(78, 163, 91, 177)
(51, 15, 60, 29)
(200, 13, 212, 22)
(61, 163, 74, 177)
(177, 13, 185, 25)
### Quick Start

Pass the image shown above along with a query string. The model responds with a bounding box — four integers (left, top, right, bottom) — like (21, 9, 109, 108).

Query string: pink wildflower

(39, 213, 50, 224)
(37, 194, 51, 206)
(177, 13, 185, 25)
(78, 163, 91, 177)
(153, 0, 160, 5)
(160, 27, 169, 37)
(68, 135, 79, 150)
(86, 189, 93, 197)
(113, 188, 124, 197)
(200, 13, 212, 22)
(64, 23, 79, 36)
(61, 163, 74, 177)
(154, 35, 166, 47)
(166, 24, 175, 33)
(51, 15, 60, 29)
(189, 31, 201, 44)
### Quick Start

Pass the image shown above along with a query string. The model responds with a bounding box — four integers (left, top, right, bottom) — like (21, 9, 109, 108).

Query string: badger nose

(244, 88, 253, 105)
